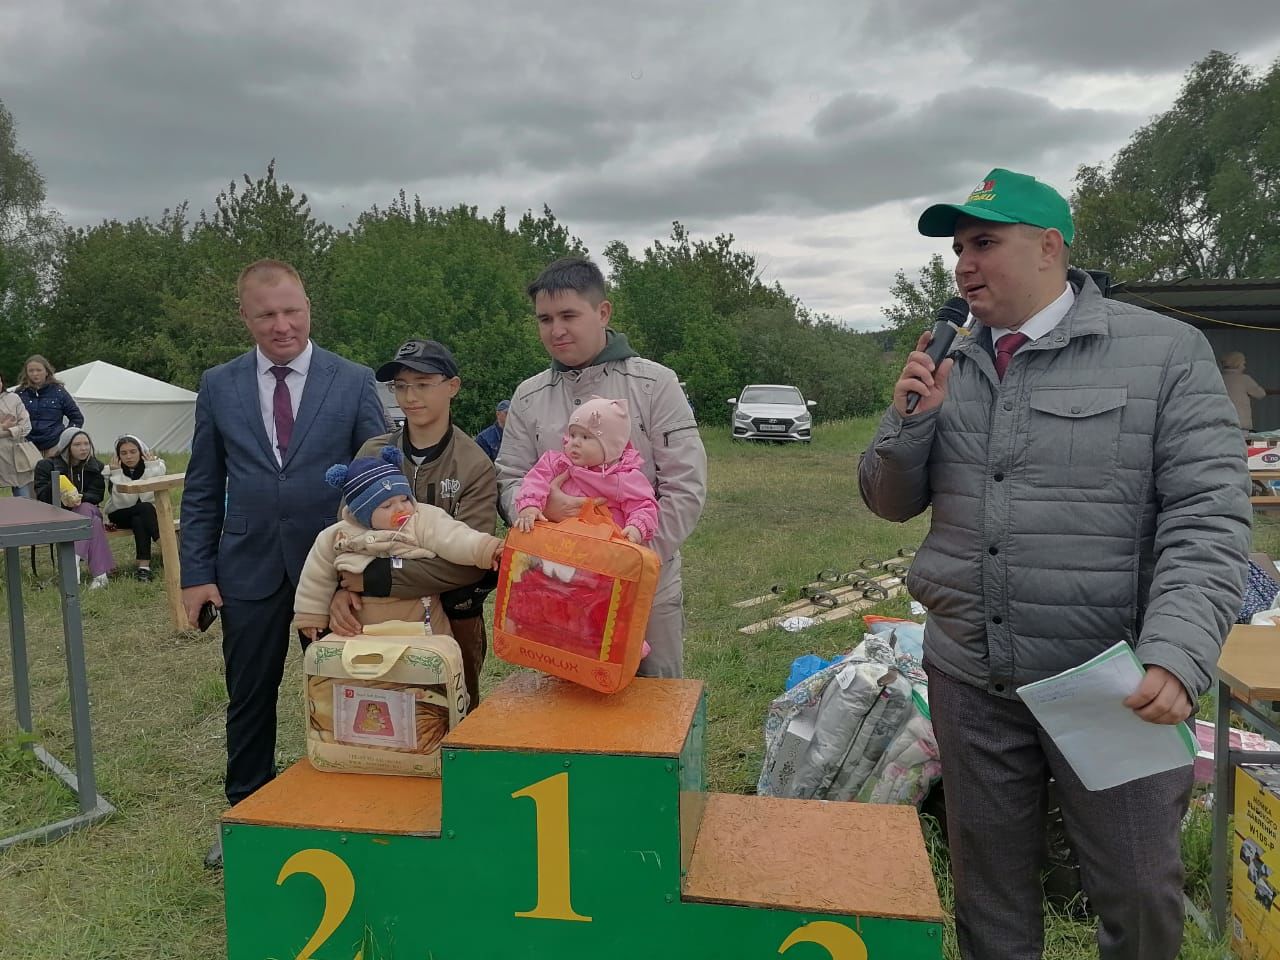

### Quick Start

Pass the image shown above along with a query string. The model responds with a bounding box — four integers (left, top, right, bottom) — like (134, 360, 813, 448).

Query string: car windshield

(740, 386, 803, 405)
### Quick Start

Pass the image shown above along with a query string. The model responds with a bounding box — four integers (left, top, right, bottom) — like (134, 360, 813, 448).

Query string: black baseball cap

(376, 339, 460, 381)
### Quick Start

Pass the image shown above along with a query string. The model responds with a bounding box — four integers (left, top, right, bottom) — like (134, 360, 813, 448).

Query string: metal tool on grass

(776, 570, 889, 614)
(731, 548, 916, 609)
(739, 568, 906, 634)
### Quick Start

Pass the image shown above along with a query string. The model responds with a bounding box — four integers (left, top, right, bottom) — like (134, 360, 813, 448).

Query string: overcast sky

(3, 0, 1279, 329)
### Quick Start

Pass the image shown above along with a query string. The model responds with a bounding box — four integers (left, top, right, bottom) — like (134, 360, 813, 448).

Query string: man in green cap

(859, 168, 1250, 959)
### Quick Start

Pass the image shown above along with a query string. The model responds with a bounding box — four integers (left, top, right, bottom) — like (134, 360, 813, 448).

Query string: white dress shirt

(991, 283, 1075, 353)
(256, 340, 313, 465)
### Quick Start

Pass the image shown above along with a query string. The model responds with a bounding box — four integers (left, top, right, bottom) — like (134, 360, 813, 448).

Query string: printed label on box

(1249, 445, 1280, 470)
(1234, 765, 1280, 957)
(333, 683, 417, 749)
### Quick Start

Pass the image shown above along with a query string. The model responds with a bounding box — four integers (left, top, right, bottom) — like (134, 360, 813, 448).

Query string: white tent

(57, 361, 198, 453)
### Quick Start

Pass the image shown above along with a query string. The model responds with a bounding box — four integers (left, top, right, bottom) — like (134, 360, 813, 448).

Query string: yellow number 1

(779, 921, 869, 960)
(512, 771, 592, 922)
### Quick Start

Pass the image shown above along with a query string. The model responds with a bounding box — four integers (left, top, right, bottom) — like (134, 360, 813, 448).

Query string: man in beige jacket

(496, 257, 707, 678)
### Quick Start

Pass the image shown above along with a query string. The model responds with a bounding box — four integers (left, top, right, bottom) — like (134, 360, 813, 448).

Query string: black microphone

(904, 296, 971, 415)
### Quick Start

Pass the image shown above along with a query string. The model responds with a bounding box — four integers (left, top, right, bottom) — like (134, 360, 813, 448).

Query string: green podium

(222, 674, 943, 959)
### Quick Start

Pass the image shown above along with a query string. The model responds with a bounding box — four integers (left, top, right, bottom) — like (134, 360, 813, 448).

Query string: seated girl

(33, 427, 117, 589)
(104, 434, 167, 582)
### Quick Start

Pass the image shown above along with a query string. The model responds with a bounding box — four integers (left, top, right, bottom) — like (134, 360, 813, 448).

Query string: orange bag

(493, 502, 659, 693)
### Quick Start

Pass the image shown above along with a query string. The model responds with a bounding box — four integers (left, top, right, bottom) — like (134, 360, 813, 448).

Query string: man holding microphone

(858, 168, 1250, 959)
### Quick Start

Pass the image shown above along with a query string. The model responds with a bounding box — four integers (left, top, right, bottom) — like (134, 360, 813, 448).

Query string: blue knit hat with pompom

(325, 446, 414, 528)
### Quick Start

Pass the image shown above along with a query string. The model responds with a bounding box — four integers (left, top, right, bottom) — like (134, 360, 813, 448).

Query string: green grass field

(1, 421, 1271, 957)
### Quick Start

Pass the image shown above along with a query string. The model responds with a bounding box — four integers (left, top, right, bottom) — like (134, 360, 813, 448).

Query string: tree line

(0, 152, 893, 432)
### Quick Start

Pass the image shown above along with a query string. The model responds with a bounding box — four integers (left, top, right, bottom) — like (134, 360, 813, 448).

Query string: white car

(729, 384, 815, 442)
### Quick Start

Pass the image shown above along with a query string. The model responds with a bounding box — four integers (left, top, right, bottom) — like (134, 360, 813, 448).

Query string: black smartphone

(197, 600, 220, 632)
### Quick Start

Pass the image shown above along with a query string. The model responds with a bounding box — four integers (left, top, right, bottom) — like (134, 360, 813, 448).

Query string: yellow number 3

(778, 921, 869, 960)
(277, 849, 357, 960)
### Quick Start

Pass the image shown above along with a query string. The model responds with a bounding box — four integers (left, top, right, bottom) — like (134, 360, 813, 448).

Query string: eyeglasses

(385, 380, 449, 397)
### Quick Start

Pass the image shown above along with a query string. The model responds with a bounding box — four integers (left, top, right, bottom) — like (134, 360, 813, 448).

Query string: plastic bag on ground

(758, 629, 940, 806)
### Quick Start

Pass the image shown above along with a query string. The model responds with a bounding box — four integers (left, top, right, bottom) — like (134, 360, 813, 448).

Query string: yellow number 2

(779, 920, 869, 960)
(276, 848, 357, 960)
(511, 771, 592, 922)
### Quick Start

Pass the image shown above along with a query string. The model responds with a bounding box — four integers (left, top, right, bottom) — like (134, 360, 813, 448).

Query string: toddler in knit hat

(294, 446, 504, 637)
(514, 396, 659, 544)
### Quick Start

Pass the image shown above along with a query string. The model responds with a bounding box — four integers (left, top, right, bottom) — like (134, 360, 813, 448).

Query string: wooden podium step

(444, 671, 705, 757)
(223, 759, 442, 837)
(222, 675, 944, 959)
(683, 793, 943, 922)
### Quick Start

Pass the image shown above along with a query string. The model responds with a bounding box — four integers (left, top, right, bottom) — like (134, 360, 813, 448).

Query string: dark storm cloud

(0, 0, 1276, 324)
(552, 87, 1136, 224)
(856, 0, 1280, 72)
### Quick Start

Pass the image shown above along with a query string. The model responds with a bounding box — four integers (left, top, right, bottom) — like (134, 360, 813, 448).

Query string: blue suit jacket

(179, 345, 387, 601)
(474, 422, 502, 461)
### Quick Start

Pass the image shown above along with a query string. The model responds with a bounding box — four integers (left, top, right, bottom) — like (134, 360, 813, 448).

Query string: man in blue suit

(179, 259, 386, 868)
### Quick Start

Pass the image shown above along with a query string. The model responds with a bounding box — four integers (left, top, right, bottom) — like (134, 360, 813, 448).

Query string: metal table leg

(56, 540, 98, 813)
(5, 545, 32, 736)
(1, 502, 115, 851)
(1212, 679, 1231, 934)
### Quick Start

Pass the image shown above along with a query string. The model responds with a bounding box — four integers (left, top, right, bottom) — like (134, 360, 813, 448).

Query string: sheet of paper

(1016, 641, 1196, 791)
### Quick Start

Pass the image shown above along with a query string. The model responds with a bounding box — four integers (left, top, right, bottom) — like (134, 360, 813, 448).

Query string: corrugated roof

(1109, 277, 1280, 330)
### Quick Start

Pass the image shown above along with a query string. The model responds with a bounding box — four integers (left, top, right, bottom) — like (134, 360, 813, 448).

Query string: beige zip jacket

(497, 355, 707, 563)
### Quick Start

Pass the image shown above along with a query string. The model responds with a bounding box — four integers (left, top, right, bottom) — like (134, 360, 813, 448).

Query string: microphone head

(937, 296, 970, 326)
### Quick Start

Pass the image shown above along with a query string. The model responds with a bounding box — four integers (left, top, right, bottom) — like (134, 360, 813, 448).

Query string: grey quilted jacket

(858, 269, 1251, 700)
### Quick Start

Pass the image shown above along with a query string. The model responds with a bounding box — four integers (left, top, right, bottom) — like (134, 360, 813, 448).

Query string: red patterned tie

(994, 333, 1029, 381)
(270, 365, 294, 458)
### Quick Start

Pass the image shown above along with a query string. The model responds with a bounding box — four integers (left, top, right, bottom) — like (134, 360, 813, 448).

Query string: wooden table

(1, 497, 114, 849)
(1211, 625, 1280, 933)
(1245, 471, 1280, 512)
(115, 472, 187, 630)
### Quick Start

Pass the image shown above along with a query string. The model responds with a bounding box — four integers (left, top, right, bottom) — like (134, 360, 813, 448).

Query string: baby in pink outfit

(514, 396, 659, 543)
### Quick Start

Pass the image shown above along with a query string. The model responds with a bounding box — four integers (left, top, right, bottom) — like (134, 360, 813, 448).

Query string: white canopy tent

(57, 361, 198, 453)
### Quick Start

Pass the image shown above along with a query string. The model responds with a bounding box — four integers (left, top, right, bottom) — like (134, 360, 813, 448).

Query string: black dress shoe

(135, 567, 154, 582)
(204, 836, 223, 870)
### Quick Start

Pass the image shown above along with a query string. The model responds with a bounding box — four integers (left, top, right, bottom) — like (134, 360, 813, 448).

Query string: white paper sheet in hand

(1016, 641, 1197, 791)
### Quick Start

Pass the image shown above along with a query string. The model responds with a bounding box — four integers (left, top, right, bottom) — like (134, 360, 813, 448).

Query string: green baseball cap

(917, 168, 1074, 246)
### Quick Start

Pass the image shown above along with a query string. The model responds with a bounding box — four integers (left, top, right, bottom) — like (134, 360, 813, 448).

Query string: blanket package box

(492, 503, 659, 694)
(1233, 764, 1280, 957)
(303, 621, 467, 778)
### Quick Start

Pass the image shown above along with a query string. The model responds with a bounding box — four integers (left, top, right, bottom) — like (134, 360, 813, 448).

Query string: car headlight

(735, 410, 750, 421)
(796, 413, 811, 423)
